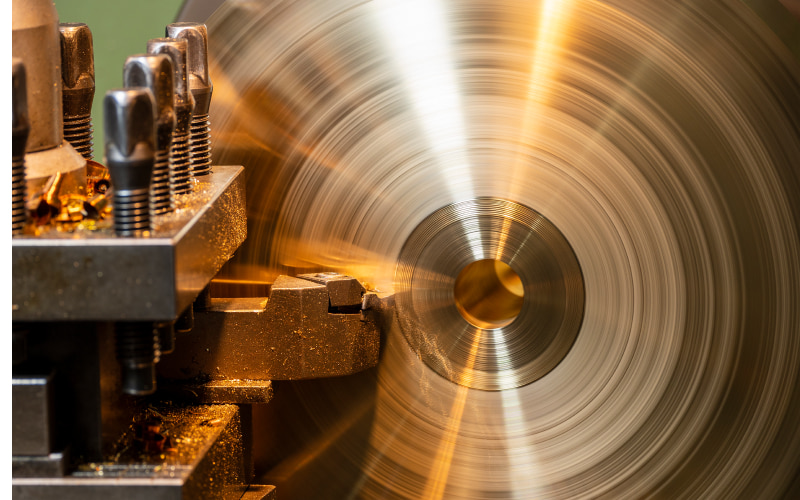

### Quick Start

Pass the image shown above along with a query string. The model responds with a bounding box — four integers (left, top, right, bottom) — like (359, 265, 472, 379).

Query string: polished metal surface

(13, 0, 87, 199)
(396, 198, 584, 391)
(104, 88, 157, 236)
(12, 0, 63, 153)
(12, 166, 247, 321)
(207, 0, 800, 497)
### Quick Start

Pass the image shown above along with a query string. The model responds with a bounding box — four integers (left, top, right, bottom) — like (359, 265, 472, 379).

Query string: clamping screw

(124, 54, 176, 215)
(12, 59, 29, 235)
(115, 322, 161, 395)
(167, 23, 213, 177)
(59, 23, 96, 160)
(104, 88, 156, 236)
(147, 38, 195, 195)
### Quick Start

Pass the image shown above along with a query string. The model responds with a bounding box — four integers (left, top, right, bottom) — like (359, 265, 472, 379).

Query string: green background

(53, 0, 185, 157)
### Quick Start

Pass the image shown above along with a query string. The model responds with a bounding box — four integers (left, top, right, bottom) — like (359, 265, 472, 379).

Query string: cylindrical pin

(103, 88, 156, 236)
(12, 0, 62, 153)
(116, 322, 161, 396)
(147, 38, 195, 196)
(167, 23, 213, 177)
(59, 23, 95, 160)
(12, 59, 29, 235)
(124, 54, 176, 215)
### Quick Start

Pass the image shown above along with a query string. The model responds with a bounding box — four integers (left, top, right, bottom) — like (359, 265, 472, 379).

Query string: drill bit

(147, 38, 195, 195)
(167, 23, 213, 177)
(124, 54, 176, 215)
(12, 59, 29, 235)
(59, 23, 95, 160)
(103, 88, 156, 236)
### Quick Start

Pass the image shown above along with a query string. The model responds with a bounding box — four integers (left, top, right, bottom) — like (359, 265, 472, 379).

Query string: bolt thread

(190, 114, 212, 176)
(115, 322, 161, 364)
(116, 322, 161, 396)
(170, 130, 193, 194)
(12, 155, 26, 234)
(113, 190, 151, 236)
(63, 114, 94, 160)
(151, 148, 173, 214)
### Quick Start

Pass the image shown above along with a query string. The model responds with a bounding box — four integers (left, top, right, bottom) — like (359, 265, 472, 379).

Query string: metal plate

(12, 166, 247, 322)
(12, 404, 247, 500)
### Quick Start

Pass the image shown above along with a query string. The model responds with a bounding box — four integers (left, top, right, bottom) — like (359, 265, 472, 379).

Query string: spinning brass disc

(206, 0, 800, 497)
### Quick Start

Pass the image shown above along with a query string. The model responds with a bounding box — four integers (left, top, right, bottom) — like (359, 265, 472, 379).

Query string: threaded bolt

(147, 38, 195, 195)
(63, 115, 93, 159)
(104, 88, 156, 236)
(124, 54, 176, 215)
(115, 322, 161, 395)
(59, 23, 95, 160)
(170, 127, 193, 194)
(12, 59, 29, 235)
(189, 113, 211, 176)
(167, 23, 213, 177)
(152, 148, 172, 212)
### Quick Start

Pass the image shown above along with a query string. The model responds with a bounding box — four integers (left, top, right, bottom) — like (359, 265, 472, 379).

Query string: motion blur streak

(205, 0, 800, 497)
(373, 0, 476, 208)
(422, 330, 482, 500)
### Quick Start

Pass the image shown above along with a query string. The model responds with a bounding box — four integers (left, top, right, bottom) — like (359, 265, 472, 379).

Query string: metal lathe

(11, 0, 800, 498)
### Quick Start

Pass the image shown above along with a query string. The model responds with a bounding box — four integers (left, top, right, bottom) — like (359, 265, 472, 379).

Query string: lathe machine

(11, 0, 800, 498)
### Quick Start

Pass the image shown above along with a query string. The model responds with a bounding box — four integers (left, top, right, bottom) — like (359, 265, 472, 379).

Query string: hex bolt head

(103, 88, 156, 236)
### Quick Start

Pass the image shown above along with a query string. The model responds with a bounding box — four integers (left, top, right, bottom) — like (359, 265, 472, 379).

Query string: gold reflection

(509, 0, 574, 201)
(454, 259, 524, 329)
(423, 329, 483, 500)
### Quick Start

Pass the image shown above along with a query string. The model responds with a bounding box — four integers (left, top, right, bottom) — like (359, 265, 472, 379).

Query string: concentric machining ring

(395, 198, 584, 391)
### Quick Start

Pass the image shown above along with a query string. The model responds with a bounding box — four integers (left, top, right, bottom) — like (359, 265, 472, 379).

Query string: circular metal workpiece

(395, 199, 584, 391)
(204, 0, 800, 497)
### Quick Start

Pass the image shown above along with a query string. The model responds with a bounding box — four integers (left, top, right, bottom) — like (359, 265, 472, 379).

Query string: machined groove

(113, 191, 151, 236)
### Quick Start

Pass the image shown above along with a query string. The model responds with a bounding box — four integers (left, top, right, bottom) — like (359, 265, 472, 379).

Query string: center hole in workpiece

(453, 259, 524, 329)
